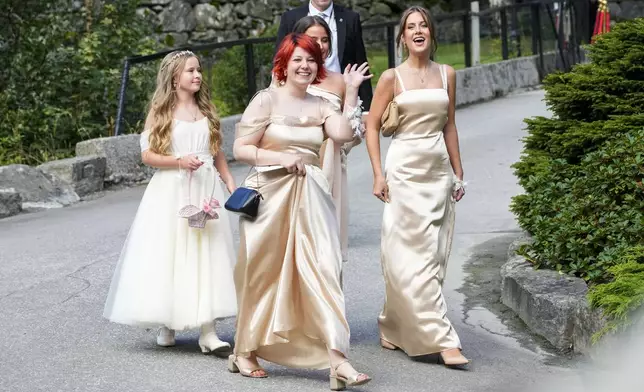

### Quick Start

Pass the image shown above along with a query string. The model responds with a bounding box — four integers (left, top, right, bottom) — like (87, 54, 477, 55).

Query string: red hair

(273, 33, 327, 85)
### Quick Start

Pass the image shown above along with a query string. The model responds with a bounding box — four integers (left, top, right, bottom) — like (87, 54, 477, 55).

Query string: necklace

(189, 105, 199, 121)
(411, 65, 430, 84)
(407, 59, 432, 84)
(172, 103, 200, 121)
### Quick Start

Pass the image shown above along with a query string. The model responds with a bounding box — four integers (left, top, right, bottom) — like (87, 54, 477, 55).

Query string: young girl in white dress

(103, 50, 238, 357)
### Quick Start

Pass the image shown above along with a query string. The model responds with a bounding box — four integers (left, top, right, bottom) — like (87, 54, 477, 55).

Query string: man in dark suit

(276, 0, 373, 110)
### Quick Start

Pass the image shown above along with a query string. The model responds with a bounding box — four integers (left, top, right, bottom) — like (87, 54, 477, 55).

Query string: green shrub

(513, 129, 644, 281)
(511, 18, 644, 333)
(588, 245, 644, 339)
(0, 0, 159, 165)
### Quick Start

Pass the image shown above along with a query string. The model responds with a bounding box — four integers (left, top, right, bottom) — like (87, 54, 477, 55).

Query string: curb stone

(500, 235, 606, 355)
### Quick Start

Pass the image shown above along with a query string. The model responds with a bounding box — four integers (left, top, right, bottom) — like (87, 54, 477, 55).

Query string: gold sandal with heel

(227, 354, 268, 378)
(329, 360, 371, 391)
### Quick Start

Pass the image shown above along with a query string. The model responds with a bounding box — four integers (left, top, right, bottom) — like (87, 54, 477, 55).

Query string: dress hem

(105, 314, 237, 331)
(380, 335, 462, 357)
(234, 328, 349, 370)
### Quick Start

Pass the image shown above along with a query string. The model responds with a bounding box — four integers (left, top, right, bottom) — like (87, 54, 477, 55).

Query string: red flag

(592, 0, 610, 42)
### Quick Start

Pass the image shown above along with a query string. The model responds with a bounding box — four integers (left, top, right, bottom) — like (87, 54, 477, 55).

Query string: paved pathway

(0, 89, 587, 392)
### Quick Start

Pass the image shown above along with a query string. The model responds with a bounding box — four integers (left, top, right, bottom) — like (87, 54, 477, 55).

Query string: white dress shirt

(308, 1, 341, 73)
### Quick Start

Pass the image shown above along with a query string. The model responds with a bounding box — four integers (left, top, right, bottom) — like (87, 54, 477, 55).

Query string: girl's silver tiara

(172, 50, 195, 60)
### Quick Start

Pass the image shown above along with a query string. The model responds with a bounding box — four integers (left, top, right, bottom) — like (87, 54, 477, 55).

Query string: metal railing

(114, 36, 275, 137)
(114, 0, 587, 136)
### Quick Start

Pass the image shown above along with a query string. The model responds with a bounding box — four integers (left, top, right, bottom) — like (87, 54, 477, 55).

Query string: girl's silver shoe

(156, 326, 175, 347)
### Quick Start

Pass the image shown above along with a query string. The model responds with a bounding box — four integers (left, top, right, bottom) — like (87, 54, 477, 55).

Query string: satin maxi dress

(378, 64, 462, 356)
(307, 85, 349, 263)
(232, 89, 350, 369)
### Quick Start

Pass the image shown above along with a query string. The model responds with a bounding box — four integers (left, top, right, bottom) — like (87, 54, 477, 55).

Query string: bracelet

(345, 98, 365, 139)
(174, 154, 182, 170)
(453, 179, 467, 192)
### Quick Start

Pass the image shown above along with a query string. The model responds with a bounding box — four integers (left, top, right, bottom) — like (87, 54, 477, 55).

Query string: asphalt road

(0, 89, 588, 392)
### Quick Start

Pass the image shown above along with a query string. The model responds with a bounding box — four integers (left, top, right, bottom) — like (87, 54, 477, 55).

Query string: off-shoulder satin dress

(232, 88, 349, 369)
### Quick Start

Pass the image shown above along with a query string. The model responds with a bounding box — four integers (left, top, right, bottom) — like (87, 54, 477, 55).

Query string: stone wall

(137, 0, 416, 47)
(455, 51, 557, 106)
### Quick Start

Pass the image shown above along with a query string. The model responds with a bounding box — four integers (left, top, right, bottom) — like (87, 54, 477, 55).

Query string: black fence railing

(114, 0, 589, 136)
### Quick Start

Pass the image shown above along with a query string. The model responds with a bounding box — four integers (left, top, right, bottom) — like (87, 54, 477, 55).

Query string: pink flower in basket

(178, 198, 221, 229)
(203, 198, 220, 218)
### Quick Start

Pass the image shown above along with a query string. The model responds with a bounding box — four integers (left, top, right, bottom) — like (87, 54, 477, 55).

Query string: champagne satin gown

(378, 65, 461, 356)
(233, 89, 350, 369)
(307, 85, 361, 263)
(306, 85, 348, 262)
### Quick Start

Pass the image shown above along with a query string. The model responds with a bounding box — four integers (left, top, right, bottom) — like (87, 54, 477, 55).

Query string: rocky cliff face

(137, 0, 425, 46)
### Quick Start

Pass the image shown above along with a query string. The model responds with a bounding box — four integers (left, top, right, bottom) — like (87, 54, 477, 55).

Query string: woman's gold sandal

(329, 360, 371, 390)
(227, 354, 268, 378)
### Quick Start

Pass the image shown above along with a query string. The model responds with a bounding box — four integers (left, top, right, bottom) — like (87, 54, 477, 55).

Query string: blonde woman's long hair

(145, 50, 222, 156)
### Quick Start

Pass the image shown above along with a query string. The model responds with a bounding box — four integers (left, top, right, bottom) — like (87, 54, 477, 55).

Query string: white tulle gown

(103, 118, 237, 331)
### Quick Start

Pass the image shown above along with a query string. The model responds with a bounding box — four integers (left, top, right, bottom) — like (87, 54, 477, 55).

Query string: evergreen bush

(510, 18, 644, 334)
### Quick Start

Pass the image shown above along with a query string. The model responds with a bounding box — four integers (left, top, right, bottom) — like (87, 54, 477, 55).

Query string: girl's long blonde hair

(145, 50, 222, 156)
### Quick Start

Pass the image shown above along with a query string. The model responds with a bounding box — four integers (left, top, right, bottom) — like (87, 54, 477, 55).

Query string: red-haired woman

(230, 33, 372, 389)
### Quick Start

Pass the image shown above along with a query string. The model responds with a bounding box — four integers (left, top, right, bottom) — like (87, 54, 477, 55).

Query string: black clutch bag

(224, 186, 262, 218)
(224, 164, 263, 218)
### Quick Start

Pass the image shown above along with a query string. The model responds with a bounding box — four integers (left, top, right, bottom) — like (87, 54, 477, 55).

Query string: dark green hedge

(511, 18, 644, 337)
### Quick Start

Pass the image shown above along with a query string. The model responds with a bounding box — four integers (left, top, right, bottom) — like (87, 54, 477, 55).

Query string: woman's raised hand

(343, 62, 374, 90)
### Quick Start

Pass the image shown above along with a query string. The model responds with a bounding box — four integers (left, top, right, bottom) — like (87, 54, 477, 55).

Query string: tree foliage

(0, 0, 159, 165)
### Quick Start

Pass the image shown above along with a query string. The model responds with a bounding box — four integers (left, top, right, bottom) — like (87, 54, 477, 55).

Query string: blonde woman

(103, 50, 238, 357)
(365, 6, 468, 367)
